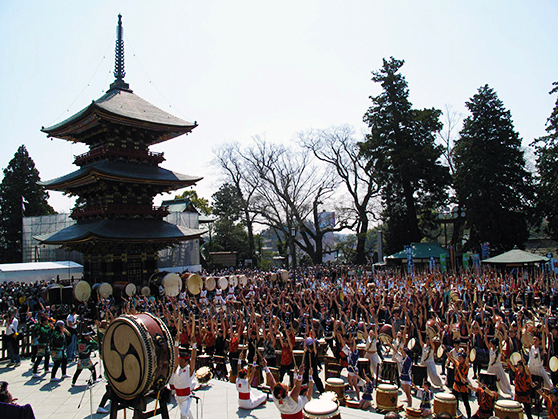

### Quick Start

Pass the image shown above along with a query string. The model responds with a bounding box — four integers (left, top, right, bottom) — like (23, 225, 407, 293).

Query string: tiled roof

(42, 89, 197, 142)
(40, 160, 202, 191)
(34, 219, 205, 244)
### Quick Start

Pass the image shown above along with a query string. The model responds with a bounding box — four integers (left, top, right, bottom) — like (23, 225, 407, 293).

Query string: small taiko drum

(197, 354, 212, 368)
(358, 357, 370, 377)
(319, 391, 338, 403)
(376, 383, 398, 411)
(195, 366, 213, 384)
(433, 393, 457, 418)
(426, 319, 440, 339)
(102, 313, 175, 400)
(325, 377, 345, 403)
(113, 281, 136, 300)
(406, 407, 422, 419)
(303, 398, 341, 419)
(495, 400, 524, 419)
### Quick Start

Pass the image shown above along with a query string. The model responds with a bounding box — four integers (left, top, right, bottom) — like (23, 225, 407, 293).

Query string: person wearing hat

(262, 358, 311, 419)
(71, 331, 98, 386)
(169, 319, 197, 419)
(50, 320, 71, 382)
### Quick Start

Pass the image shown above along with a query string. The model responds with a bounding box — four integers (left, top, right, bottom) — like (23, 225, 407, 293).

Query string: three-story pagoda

(37, 15, 204, 284)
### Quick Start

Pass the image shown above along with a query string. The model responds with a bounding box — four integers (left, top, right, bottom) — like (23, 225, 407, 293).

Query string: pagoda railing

(74, 145, 165, 165)
(71, 204, 169, 219)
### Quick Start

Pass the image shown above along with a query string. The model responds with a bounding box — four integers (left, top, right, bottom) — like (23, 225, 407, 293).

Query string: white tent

(0, 261, 83, 283)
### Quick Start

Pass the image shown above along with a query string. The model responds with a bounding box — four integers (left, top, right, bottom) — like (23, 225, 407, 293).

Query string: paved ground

(0, 352, 495, 419)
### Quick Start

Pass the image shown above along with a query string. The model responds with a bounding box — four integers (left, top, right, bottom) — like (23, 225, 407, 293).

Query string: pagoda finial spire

(109, 14, 131, 91)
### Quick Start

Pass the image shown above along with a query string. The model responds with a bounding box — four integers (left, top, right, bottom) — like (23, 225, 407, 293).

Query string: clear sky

(0, 1, 556, 213)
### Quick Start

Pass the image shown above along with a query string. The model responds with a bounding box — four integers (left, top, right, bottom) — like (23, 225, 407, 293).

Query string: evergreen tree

(360, 57, 450, 254)
(453, 85, 534, 253)
(0, 145, 56, 262)
(532, 82, 558, 241)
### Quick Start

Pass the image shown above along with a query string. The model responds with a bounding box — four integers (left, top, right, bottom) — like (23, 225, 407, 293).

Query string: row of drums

(43, 281, 138, 305)
(180, 270, 289, 295)
(308, 378, 525, 419)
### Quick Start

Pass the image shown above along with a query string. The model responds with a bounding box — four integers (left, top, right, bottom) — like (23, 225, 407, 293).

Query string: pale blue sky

(0, 1, 556, 212)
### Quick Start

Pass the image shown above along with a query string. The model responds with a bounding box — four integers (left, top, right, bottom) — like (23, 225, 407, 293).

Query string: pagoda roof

(40, 160, 202, 191)
(34, 219, 205, 245)
(41, 88, 197, 144)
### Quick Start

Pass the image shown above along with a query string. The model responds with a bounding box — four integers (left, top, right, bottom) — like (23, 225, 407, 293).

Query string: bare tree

(214, 142, 259, 263)
(243, 137, 348, 265)
(437, 104, 462, 176)
(299, 125, 380, 264)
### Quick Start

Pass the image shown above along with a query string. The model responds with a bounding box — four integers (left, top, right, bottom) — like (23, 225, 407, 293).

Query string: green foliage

(532, 82, 558, 241)
(453, 85, 535, 253)
(208, 218, 250, 260)
(360, 57, 450, 254)
(211, 183, 245, 222)
(0, 145, 56, 262)
(175, 189, 211, 215)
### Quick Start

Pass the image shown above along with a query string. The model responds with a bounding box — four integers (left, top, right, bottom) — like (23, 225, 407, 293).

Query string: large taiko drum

(495, 400, 524, 419)
(376, 383, 398, 411)
(303, 398, 341, 419)
(433, 393, 457, 418)
(45, 283, 64, 304)
(380, 360, 398, 383)
(73, 281, 92, 302)
(102, 313, 176, 400)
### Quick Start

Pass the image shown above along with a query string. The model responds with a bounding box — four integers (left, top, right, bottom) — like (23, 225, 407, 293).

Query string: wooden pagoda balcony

(71, 204, 169, 219)
(74, 145, 165, 166)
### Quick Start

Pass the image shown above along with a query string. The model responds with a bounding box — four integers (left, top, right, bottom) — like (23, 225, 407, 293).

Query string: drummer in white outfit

(417, 333, 443, 388)
(169, 342, 198, 419)
(227, 286, 236, 302)
(485, 336, 513, 397)
(199, 286, 209, 305)
(364, 327, 382, 379)
(528, 334, 552, 388)
(236, 359, 267, 409)
(262, 359, 312, 419)
(215, 284, 226, 305)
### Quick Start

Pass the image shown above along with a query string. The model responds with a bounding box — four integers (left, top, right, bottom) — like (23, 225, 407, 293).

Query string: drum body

(376, 383, 398, 411)
(325, 363, 342, 379)
(380, 360, 398, 383)
(495, 400, 524, 419)
(303, 398, 341, 419)
(412, 365, 428, 386)
(357, 343, 367, 358)
(113, 282, 136, 300)
(472, 348, 489, 366)
(102, 313, 175, 400)
(358, 358, 370, 377)
(433, 393, 457, 418)
(62, 286, 73, 304)
(325, 377, 345, 403)
(46, 283, 63, 304)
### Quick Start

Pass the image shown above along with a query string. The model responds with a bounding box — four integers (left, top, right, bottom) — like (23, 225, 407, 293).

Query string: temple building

(36, 15, 205, 283)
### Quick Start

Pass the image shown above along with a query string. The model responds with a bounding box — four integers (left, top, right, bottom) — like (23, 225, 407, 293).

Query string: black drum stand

(109, 388, 171, 419)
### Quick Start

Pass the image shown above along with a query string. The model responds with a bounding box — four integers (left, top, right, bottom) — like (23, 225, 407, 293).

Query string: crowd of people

(1, 265, 558, 419)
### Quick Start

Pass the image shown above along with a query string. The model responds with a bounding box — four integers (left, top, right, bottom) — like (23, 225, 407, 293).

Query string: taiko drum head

(102, 313, 175, 400)
(74, 281, 91, 302)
